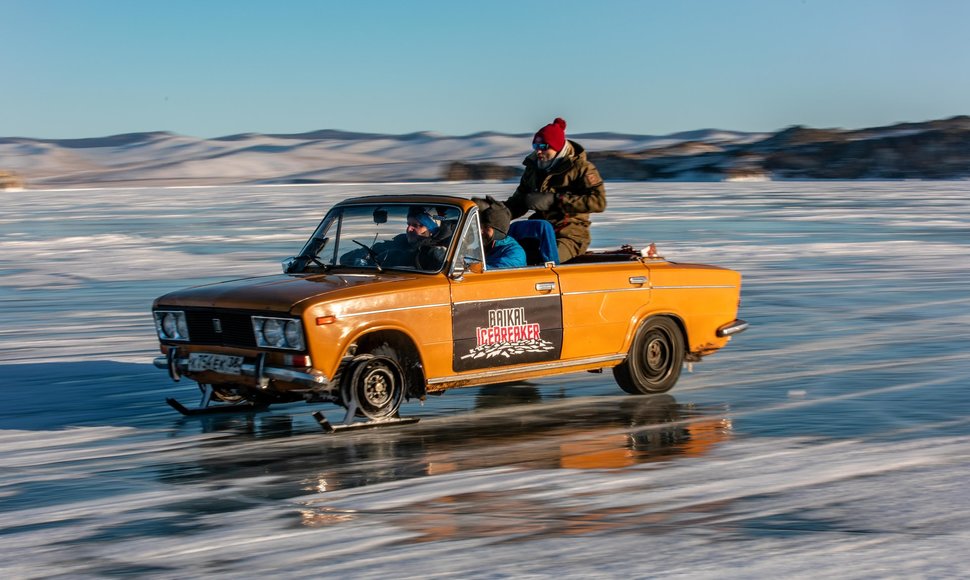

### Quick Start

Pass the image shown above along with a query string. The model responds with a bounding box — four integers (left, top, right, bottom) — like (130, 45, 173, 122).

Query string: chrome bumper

(716, 319, 749, 337)
(153, 349, 329, 388)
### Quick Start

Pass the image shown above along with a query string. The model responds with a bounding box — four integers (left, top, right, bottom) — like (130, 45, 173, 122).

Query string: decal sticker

(452, 296, 562, 372)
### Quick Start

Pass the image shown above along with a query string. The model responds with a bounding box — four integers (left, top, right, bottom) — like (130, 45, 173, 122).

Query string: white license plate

(187, 353, 244, 374)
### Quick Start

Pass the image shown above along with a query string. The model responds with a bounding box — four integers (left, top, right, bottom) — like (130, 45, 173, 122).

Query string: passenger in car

(504, 117, 607, 262)
(473, 196, 526, 269)
(400, 206, 455, 269)
(341, 206, 453, 270)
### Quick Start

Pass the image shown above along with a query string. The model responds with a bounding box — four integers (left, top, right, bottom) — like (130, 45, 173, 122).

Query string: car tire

(341, 345, 405, 420)
(613, 316, 684, 395)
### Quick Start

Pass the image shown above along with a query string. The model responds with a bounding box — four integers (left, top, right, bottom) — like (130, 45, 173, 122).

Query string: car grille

(183, 309, 258, 348)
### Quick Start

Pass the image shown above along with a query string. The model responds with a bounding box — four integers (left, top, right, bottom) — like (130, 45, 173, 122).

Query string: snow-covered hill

(0, 128, 761, 188)
(2, 115, 968, 188)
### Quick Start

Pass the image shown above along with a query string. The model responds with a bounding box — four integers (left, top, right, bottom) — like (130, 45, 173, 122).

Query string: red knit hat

(533, 117, 567, 152)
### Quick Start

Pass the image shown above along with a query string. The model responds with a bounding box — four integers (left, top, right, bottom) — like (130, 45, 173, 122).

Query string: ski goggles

(532, 143, 550, 151)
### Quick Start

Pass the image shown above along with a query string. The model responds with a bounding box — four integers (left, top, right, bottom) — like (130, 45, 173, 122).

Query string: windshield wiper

(352, 239, 383, 272)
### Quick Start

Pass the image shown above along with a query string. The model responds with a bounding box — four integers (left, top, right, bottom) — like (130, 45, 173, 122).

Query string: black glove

(416, 244, 446, 270)
(524, 191, 554, 212)
(471, 196, 491, 212)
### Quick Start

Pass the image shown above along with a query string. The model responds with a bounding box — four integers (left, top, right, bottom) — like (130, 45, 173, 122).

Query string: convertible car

(152, 195, 747, 430)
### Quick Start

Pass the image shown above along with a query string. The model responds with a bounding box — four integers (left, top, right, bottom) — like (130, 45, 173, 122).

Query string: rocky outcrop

(442, 161, 521, 181)
(0, 170, 24, 190)
(756, 118, 970, 179)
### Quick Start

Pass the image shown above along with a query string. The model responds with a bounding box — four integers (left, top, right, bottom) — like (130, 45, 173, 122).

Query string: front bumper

(154, 347, 329, 388)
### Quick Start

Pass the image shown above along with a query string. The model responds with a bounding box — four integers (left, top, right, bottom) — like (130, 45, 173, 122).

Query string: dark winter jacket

(505, 140, 606, 261)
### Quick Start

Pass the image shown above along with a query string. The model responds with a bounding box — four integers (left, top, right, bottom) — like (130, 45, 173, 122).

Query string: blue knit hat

(407, 207, 441, 234)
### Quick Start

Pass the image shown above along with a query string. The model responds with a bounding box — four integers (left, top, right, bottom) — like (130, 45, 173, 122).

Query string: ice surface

(1, 181, 969, 577)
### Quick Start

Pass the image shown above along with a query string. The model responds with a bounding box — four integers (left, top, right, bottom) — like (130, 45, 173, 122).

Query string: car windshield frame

(292, 201, 465, 274)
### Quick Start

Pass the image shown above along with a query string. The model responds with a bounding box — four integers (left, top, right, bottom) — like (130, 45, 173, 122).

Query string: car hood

(153, 271, 419, 313)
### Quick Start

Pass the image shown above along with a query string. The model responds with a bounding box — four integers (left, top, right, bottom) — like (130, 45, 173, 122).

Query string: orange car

(152, 195, 747, 429)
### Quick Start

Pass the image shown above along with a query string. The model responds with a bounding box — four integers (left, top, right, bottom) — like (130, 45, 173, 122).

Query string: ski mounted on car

(165, 393, 268, 416)
(311, 411, 420, 433)
(165, 386, 419, 431)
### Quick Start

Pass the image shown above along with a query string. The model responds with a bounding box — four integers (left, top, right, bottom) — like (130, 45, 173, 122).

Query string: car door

(447, 212, 563, 373)
(553, 261, 651, 359)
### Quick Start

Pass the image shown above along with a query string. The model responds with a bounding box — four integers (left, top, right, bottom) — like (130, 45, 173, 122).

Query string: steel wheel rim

(641, 329, 673, 381)
(361, 364, 395, 408)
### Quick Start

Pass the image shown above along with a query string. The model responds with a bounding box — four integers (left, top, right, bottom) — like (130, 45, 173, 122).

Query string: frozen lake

(1, 181, 969, 577)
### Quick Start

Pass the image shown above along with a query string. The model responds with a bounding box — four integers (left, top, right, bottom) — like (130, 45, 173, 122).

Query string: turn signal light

(316, 315, 336, 325)
(284, 354, 311, 367)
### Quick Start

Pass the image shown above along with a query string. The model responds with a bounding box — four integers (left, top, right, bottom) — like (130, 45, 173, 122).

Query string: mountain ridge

(1, 117, 967, 188)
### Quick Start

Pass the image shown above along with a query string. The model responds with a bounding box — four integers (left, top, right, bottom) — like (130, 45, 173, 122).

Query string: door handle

(535, 282, 556, 292)
(628, 276, 648, 285)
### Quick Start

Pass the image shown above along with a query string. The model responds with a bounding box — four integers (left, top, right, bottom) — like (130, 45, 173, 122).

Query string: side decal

(452, 295, 563, 372)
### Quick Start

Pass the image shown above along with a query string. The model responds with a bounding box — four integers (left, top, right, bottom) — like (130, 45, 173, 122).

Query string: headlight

(263, 318, 286, 347)
(154, 310, 190, 341)
(284, 320, 304, 350)
(252, 316, 305, 350)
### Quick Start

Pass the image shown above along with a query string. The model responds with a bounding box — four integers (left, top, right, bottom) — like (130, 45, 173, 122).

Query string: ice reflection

(410, 392, 733, 474)
(172, 411, 296, 438)
(383, 489, 715, 544)
(290, 392, 733, 528)
(294, 392, 734, 541)
(156, 389, 734, 513)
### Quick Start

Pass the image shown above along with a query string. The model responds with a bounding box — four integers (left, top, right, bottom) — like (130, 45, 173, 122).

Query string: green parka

(505, 140, 606, 261)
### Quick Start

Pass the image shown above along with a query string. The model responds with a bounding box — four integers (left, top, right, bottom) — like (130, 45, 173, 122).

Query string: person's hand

(524, 191, 554, 212)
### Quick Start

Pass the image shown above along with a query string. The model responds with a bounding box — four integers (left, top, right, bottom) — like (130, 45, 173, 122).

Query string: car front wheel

(340, 346, 405, 420)
(613, 316, 684, 394)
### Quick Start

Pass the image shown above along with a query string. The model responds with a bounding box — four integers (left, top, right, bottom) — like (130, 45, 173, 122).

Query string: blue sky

(3, 0, 968, 139)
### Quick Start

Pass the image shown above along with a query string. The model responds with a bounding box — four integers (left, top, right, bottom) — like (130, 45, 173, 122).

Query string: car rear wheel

(341, 345, 405, 420)
(613, 317, 684, 394)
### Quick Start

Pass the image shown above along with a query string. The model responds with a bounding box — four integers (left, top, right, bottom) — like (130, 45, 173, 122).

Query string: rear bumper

(153, 348, 329, 388)
(716, 319, 749, 337)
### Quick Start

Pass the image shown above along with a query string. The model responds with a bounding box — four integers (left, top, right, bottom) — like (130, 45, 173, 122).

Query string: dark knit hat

(472, 196, 511, 240)
(533, 117, 567, 152)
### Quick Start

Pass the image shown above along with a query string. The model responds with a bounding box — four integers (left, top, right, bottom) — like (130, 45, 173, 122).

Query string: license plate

(188, 353, 244, 374)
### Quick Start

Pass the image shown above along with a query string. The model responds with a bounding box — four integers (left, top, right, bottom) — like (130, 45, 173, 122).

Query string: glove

(471, 196, 491, 212)
(524, 191, 555, 212)
(416, 244, 446, 270)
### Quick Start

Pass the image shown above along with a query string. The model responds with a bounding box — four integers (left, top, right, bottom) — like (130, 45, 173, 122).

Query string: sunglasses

(532, 143, 550, 151)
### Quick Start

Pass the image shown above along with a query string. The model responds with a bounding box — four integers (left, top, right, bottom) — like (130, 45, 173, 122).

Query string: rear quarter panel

(646, 262, 742, 355)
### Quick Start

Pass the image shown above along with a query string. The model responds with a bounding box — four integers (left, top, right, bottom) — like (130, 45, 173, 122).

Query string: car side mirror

(451, 258, 484, 279)
(282, 257, 298, 273)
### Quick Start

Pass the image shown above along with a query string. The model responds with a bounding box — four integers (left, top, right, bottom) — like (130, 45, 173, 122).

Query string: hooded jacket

(486, 235, 527, 269)
(505, 140, 606, 259)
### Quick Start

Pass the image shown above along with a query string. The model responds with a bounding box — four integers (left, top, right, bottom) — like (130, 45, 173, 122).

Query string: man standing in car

(504, 117, 606, 262)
